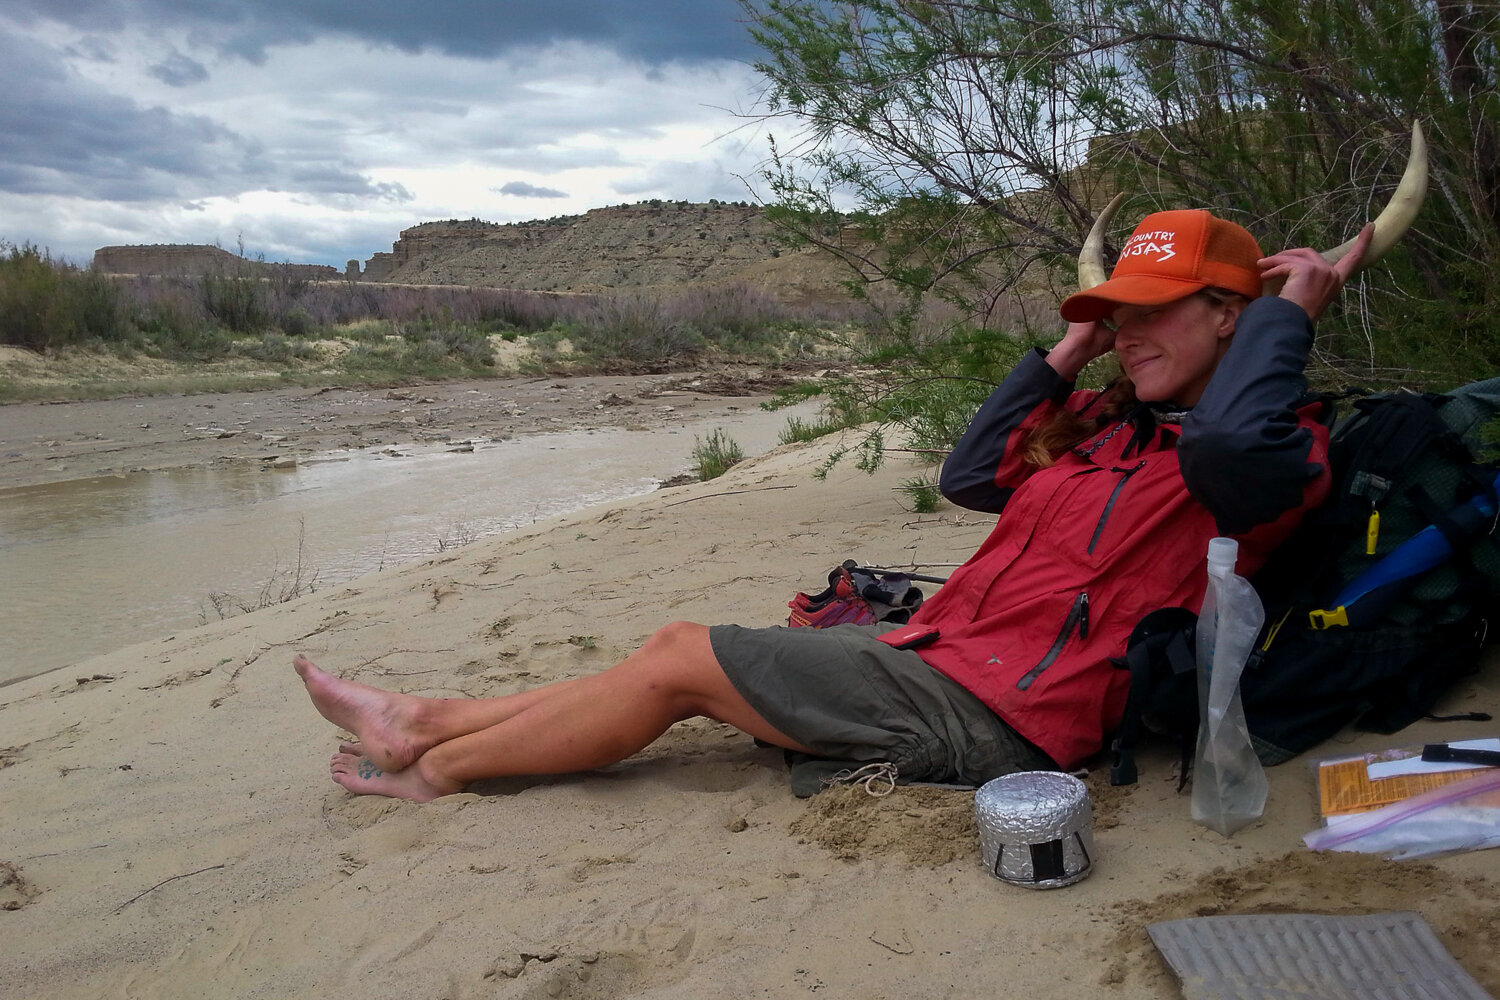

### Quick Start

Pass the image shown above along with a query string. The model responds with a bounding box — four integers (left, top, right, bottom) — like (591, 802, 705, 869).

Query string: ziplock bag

(1305, 767, 1500, 860)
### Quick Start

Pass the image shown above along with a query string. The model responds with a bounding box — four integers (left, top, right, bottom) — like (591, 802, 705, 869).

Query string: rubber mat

(1147, 911, 1494, 1000)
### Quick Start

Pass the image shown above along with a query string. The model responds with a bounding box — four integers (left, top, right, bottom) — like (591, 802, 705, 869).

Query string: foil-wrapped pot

(974, 771, 1094, 888)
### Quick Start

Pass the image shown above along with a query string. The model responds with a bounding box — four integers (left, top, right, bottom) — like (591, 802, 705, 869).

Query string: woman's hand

(1260, 223, 1375, 320)
(1045, 319, 1117, 381)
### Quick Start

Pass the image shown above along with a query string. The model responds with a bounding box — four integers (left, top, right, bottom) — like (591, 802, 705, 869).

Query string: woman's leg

(295, 655, 592, 771)
(299, 622, 813, 800)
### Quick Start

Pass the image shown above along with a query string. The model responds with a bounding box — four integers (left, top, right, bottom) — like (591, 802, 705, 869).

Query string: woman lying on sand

(297, 209, 1379, 802)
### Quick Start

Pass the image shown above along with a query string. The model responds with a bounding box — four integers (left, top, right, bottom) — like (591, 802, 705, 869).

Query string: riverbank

(0, 362, 805, 491)
(3, 426, 1499, 999)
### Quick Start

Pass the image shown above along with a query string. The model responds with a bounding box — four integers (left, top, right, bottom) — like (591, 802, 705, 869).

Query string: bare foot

(293, 654, 432, 772)
(329, 750, 457, 802)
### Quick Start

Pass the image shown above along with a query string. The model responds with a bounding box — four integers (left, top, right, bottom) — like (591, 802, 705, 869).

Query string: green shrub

(235, 333, 319, 363)
(900, 477, 943, 513)
(0, 243, 132, 350)
(200, 270, 269, 333)
(132, 298, 204, 349)
(279, 307, 314, 338)
(423, 327, 495, 367)
(338, 328, 496, 377)
(567, 294, 704, 362)
(692, 428, 744, 480)
(162, 325, 236, 360)
(777, 413, 848, 444)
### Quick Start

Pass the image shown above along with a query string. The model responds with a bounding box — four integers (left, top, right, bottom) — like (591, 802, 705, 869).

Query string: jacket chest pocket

(1086, 461, 1147, 554)
(1046, 460, 1151, 568)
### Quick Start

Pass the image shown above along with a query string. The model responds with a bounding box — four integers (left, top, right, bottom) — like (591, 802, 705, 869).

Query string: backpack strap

(1333, 392, 1452, 553)
(1109, 607, 1197, 786)
(1259, 390, 1455, 616)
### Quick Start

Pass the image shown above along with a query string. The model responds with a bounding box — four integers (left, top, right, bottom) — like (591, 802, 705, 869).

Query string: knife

(1420, 743, 1500, 767)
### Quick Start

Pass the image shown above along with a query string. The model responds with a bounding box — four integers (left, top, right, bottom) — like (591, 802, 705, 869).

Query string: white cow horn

(1077, 192, 1126, 291)
(1321, 121, 1428, 267)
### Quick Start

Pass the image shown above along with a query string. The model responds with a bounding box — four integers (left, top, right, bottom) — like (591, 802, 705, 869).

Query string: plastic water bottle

(1191, 537, 1268, 836)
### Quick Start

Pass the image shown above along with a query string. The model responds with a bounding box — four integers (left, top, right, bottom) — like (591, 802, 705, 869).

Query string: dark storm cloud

(0, 30, 255, 200)
(0, 25, 421, 205)
(0, 2, 769, 266)
(7, 0, 754, 65)
(64, 35, 116, 62)
(148, 50, 209, 87)
(495, 181, 569, 198)
(284, 167, 415, 202)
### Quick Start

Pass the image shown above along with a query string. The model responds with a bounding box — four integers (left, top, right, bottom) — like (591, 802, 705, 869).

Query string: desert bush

(777, 413, 849, 444)
(692, 428, 745, 480)
(900, 477, 943, 514)
(164, 324, 236, 360)
(235, 332, 320, 363)
(548, 283, 813, 364)
(127, 278, 207, 339)
(566, 292, 705, 362)
(339, 329, 495, 376)
(766, 318, 1050, 477)
(199, 269, 270, 333)
(278, 307, 313, 338)
(397, 324, 495, 367)
(0, 243, 131, 350)
(426, 327, 495, 367)
(671, 282, 791, 349)
(2, 242, 852, 375)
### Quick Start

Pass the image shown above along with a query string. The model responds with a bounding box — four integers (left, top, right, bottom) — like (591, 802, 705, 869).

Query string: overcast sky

(0, 1, 776, 268)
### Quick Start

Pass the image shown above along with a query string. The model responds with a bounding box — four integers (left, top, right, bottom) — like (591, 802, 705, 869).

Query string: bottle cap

(1207, 537, 1239, 577)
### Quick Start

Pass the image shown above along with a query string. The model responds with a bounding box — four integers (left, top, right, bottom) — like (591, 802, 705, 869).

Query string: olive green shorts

(709, 623, 1055, 787)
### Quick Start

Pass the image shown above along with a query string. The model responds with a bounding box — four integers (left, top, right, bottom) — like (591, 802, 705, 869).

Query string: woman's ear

(1215, 297, 1246, 339)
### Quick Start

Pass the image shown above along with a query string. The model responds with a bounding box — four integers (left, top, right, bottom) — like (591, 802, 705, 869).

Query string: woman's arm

(1178, 297, 1325, 533)
(1178, 227, 1371, 533)
(939, 325, 1113, 513)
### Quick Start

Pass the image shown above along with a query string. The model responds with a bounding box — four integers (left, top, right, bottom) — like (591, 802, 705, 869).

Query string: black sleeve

(939, 348, 1077, 514)
(1179, 296, 1325, 534)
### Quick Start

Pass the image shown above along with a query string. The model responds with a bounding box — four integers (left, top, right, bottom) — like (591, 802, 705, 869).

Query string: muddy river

(0, 402, 812, 684)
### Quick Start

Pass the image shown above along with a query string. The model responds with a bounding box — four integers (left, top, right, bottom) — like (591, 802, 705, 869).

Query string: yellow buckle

(1308, 606, 1349, 630)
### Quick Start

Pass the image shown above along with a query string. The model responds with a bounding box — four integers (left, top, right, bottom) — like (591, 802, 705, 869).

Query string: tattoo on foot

(357, 758, 383, 780)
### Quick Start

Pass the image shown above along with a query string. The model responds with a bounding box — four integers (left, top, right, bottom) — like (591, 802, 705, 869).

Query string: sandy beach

(4, 397, 1500, 998)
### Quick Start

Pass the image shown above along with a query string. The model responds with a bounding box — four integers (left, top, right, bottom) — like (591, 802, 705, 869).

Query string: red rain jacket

(883, 298, 1332, 768)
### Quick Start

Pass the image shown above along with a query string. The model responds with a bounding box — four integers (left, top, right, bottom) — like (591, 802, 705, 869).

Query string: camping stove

(974, 770, 1094, 888)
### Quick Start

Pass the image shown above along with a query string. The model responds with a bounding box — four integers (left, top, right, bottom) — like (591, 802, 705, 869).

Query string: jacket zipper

(1087, 462, 1147, 554)
(1016, 591, 1089, 691)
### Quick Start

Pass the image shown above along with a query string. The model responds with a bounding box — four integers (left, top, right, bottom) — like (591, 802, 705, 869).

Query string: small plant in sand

(434, 522, 478, 552)
(692, 428, 744, 481)
(899, 477, 943, 513)
(777, 413, 850, 445)
(199, 520, 320, 622)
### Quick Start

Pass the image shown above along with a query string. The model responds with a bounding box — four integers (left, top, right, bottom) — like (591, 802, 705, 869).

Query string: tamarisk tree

(742, 0, 1500, 386)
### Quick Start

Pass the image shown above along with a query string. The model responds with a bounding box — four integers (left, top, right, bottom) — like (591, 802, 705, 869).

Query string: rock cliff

(356, 202, 841, 298)
(361, 203, 772, 289)
(91, 203, 854, 304)
(91, 244, 340, 281)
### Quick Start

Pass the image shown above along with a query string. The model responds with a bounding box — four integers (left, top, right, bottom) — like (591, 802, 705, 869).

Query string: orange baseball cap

(1060, 209, 1264, 323)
